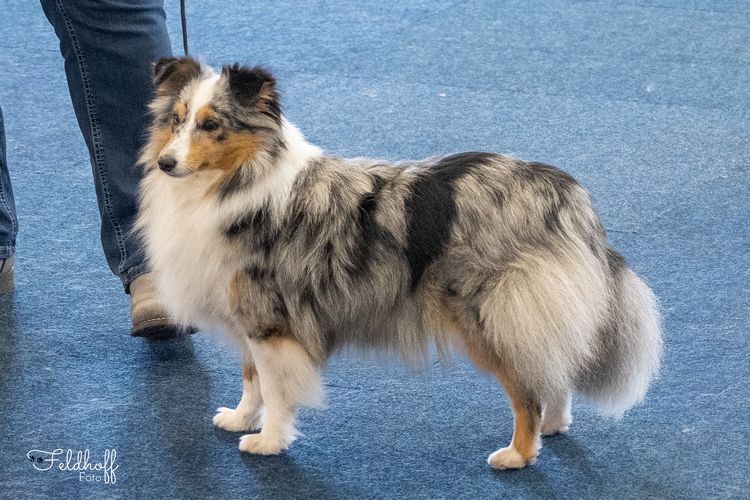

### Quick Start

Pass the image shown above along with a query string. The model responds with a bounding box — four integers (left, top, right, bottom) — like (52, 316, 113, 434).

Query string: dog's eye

(171, 113, 181, 127)
(201, 119, 220, 132)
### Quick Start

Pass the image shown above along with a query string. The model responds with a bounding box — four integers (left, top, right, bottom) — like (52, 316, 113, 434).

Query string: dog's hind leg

(541, 392, 572, 436)
(238, 334, 324, 455)
(486, 368, 543, 469)
(213, 352, 265, 432)
(457, 331, 542, 469)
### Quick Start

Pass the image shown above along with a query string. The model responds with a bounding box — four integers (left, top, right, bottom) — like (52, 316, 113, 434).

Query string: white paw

(238, 432, 290, 455)
(213, 407, 263, 432)
(541, 396, 572, 436)
(541, 421, 570, 436)
(541, 412, 572, 436)
(488, 446, 534, 470)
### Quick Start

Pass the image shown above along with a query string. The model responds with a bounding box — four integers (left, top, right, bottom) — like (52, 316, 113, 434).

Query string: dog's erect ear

(152, 57, 202, 95)
(223, 64, 281, 123)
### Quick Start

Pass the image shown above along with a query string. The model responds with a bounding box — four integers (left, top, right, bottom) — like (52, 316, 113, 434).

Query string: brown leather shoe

(0, 256, 13, 294)
(129, 273, 196, 340)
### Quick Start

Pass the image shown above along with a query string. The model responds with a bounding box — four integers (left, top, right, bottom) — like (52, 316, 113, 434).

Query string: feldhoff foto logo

(27, 448, 118, 484)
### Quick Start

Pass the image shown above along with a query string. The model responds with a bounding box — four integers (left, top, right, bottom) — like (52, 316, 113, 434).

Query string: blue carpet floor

(1, 0, 749, 498)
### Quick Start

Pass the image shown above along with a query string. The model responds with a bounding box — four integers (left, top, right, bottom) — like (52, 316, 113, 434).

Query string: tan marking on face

(151, 126, 175, 170)
(196, 105, 216, 124)
(175, 102, 187, 122)
(185, 130, 261, 180)
(153, 126, 173, 154)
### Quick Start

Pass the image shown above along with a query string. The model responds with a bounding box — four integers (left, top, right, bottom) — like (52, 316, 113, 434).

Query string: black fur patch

(403, 152, 493, 289)
(245, 265, 267, 281)
(225, 64, 282, 125)
(218, 168, 254, 201)
(346, 176, 387, 278)
(225, 203, 277, 256)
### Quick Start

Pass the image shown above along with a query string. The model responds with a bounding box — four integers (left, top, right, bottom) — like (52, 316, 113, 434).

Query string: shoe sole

(131, 318, 198, 341)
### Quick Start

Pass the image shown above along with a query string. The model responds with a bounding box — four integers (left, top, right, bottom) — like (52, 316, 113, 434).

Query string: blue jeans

(0, 107, 15, 262)
(0, 0, 172, 290)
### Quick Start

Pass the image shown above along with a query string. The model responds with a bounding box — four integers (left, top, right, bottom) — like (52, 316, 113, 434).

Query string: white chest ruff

(139, 174, 240, 332)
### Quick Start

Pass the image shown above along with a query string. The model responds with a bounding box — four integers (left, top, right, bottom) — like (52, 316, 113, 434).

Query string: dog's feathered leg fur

(213, 354, 264, 432)
(225, 268, 324, 454)
(239, 335, 324, 455)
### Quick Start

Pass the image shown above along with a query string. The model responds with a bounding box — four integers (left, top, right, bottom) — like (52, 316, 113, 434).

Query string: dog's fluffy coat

(136, 57, 662, 469)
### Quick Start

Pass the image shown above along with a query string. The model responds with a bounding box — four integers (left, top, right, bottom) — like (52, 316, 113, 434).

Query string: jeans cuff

(0, 245, 15, 260)
(121, 262, 151, 294)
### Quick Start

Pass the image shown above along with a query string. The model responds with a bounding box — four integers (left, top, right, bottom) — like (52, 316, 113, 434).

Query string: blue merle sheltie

(136, 57, 663, 469)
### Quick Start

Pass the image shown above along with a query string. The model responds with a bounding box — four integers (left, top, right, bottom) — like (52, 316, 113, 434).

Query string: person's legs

(40, 0, 189, 337)
(0, 106, 17, 261)
(0, 106, 17, 293)
(39, 0, 172, 290)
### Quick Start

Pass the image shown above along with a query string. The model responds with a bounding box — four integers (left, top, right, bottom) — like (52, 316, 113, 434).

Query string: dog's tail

(575, 248, 663, 417)
(477, 242, 661, 418)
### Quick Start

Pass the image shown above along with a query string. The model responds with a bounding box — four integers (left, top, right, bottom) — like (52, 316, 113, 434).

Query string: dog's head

(146, 57, 283, 182)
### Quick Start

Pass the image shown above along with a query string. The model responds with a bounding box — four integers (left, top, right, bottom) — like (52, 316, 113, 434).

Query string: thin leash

(180, 0, 189, 55)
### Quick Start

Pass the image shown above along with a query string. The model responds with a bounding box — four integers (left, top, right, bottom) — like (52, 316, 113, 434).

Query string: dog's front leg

(238, 335, 324, 455)
(213, 350, 265, 432)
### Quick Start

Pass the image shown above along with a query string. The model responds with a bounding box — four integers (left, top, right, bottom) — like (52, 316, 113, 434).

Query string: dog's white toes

(488, 446, 533, 470)
(213, 407, 262, 432)
(541, 412, 572, 436)
(541, 421, 570, 436)
(239, 432, 288, 455)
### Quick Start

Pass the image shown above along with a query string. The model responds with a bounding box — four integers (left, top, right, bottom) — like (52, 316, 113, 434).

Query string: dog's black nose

(158, 157, 177, 173)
